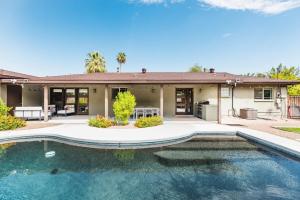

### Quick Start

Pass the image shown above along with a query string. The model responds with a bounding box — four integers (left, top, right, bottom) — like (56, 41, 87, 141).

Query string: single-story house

(0, 68, 299, 122)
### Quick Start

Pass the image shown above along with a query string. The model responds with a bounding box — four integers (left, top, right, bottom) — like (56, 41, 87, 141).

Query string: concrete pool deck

(1, 122, 300, 158)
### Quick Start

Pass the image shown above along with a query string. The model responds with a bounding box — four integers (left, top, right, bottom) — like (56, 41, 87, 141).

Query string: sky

(0, 0, 300, 76)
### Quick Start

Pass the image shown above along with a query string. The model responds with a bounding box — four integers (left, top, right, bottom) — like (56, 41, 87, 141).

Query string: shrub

(0, 98, 11, 116)
(88, 115, 114, 128)
(135, 116, 163, 128)
(0, 115, 26, 131)
(113, 91, 136, 125)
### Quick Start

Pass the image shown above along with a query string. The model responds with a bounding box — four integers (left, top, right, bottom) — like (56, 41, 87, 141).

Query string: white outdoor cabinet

(202, 105, 218, 121)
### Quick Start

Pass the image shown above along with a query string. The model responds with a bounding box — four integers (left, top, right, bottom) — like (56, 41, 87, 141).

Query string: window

(78, 88, 89, 114)
(112, 88, 127, 99)
(53, 89, 63, 93)
(221, 87, 231, 98)
(66, 89, 75, 96)
(65, 89, 76, 105)
(79, 88, 88, 97)
(254, 88, 273, 100)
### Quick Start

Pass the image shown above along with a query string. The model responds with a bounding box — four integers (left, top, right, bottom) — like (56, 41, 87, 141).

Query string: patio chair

(145, 108, 153, 117)
(14, 107, 52, 120)
(57, 105, 75, 116)
(48, 105, 56, 116)
(135, 108, 145, 119)
(152, 108, 159, 116)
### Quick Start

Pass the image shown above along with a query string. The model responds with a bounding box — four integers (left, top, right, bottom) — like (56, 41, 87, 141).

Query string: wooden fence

(288, 96, 300, 118)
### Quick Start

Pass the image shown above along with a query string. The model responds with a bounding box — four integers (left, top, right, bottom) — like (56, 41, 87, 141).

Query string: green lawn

(278, 127, 300, 134)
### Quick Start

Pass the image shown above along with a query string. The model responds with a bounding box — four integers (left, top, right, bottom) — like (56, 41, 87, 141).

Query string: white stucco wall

(22, 85, 43, 106)
(89, 85, 105, 115)
(221, 85, 288, 117)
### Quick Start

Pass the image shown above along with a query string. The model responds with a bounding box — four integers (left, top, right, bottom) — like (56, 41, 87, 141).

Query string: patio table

(134, 107, 160, 119)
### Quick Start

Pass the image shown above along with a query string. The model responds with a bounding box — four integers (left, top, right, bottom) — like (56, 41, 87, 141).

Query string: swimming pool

(0, 136, 300, 200)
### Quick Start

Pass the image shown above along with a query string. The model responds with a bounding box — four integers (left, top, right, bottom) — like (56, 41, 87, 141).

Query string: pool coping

(0, 123, 300, 158)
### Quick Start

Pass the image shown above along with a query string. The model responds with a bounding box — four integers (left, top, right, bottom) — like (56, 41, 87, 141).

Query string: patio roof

(0, 70, 299, 85)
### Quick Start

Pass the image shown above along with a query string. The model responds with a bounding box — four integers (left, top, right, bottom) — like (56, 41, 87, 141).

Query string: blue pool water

(0, 137, 300, 200)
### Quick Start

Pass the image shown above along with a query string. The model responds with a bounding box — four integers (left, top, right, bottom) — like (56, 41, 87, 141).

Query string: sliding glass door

(50, 88, 89, 115)
(176, 88, 193, 115)
(78, 89, 89, 115)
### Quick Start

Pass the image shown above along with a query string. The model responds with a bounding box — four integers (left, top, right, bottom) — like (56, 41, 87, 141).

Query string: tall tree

(267, 64, 300, 96)
(85, 51, 106, 73)
(242, 72, 267, 77)
(116, 52, 126, 72)
(189, 64, 203, 72)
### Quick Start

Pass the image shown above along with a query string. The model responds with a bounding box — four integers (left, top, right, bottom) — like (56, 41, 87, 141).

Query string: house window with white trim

(221, 87, 231, 98)
(112, 87, 128, 100)
(254, 88, 273, 100)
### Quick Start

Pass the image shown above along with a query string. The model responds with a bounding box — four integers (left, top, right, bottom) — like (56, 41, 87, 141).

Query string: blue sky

(0, 0, 300, 76)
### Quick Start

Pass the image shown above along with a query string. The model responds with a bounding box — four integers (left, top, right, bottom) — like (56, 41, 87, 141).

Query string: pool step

(191, 136, 246, 142)
(154, 150, 267, 166)
(167, 141, 257, 150)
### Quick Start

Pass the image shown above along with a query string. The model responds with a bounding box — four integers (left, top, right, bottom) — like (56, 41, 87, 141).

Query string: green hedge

(0, 98, 26, 131)
(135, 116, 163, 128)
(88, 115, 115, 128)
(0, 115, 26, 131)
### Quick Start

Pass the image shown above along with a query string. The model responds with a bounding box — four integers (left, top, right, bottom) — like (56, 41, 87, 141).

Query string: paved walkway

(222, 117, 300, 141)
(1, 122, 300, 158)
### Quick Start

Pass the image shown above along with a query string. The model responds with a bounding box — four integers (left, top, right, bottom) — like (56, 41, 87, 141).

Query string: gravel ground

(17, 122, 61, 131)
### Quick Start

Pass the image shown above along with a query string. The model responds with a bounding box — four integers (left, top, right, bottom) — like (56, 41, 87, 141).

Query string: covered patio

(17, 82, 222, 123)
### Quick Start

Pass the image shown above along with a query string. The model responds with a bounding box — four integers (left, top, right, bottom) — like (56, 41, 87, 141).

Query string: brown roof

(0, 69, 36, 79)
(30, 72, 237, 84)
(1, 71, 299, 85)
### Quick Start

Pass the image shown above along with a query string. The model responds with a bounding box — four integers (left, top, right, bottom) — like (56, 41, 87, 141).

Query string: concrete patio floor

(20, 115, 300, 142)
(47, 115, 208, 124)
(1, 120, 300, 158)
(33, 115, 300, 142)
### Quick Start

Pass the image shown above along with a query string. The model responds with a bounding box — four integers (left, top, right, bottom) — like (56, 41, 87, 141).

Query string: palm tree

(85, 51, 106, 73)
(116, 52, 126, 72)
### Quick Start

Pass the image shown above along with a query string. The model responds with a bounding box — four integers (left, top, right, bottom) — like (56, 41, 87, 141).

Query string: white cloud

(139, 0, 164, 4)
(199, 0, 300, 14)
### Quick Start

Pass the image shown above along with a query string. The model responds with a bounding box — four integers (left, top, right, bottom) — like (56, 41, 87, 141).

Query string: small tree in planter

(113, 91, 136, 125)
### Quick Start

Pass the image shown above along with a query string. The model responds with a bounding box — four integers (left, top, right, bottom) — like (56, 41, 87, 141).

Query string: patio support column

(217, 83, 221, 124)
(104, 84, 108, 118)
(43, 85, 49, 122)
(160, 84, 164, 118)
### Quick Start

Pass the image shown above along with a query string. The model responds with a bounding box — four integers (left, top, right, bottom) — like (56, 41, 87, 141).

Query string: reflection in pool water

(0, 137, 300, 200)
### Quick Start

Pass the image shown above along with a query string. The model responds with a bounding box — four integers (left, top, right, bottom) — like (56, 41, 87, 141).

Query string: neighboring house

(0, 68, 299, 122)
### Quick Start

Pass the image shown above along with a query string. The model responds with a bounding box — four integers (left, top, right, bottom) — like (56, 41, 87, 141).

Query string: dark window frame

(111, 87, 128, 100)
(254, 88, 273, 100)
